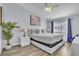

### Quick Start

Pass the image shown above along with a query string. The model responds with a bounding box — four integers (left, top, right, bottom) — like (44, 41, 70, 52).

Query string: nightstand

(20, 36, 30, 47)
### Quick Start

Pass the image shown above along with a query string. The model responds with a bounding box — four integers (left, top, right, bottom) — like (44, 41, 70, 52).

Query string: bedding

(72, 36, 79, 44)
(30, 33, 63, 44)
(30, 33, 64, 54)
(31, 38, 63, 48)
(71, 36, 79, 56)
(31, 39, 64, 54)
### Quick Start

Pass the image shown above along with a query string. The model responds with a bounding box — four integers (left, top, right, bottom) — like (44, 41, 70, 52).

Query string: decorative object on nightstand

(20, 27, 30, 47)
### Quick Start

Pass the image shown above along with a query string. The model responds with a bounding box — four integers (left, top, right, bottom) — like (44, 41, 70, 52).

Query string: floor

(1, 42, 71, 56)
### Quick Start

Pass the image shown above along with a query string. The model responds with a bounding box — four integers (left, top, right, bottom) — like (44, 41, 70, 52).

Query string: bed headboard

(28, 29, 46, 34)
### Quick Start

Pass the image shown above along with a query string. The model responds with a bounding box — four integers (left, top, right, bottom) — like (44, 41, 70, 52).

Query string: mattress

(31, 38, 63, 48)
(30, 33, 63, 44)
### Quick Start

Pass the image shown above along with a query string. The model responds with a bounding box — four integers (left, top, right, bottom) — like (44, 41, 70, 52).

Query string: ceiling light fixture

(44, 3, 52, 12)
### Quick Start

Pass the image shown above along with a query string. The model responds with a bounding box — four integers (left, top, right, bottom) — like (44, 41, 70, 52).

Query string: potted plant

(2, 22, 17, 49)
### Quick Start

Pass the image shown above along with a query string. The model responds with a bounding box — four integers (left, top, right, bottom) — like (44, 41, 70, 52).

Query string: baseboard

(11, 43, 20, 47)
(3, 43, 20, 48)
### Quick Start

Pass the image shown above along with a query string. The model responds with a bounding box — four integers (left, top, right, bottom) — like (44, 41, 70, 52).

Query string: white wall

(62, 19, 68, 41)
(46, 20, 52, 33)
(53, 21, 62, 33)
(2, 4, 46, 47)
(52, 19, 68, 41)
(57, 14, 79, 41)
(71, 15, 79, 37)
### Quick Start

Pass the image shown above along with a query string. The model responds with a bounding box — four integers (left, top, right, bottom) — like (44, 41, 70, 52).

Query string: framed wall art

(30, 15, 41, 26)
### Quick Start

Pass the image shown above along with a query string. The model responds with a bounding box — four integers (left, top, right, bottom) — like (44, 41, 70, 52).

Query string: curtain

(67, 18, 72, 43)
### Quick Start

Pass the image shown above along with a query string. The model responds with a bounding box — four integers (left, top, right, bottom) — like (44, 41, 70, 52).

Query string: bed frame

(30, 38, 64, 54)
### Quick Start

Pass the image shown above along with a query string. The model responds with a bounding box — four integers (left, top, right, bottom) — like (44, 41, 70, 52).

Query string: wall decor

(30, 15, 41, 26)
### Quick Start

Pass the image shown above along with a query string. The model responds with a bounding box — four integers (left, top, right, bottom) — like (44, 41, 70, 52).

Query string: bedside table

(20, 36, 30, 47)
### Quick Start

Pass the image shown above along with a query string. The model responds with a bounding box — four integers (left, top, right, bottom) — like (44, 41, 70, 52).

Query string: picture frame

(30, 15, 41, 26)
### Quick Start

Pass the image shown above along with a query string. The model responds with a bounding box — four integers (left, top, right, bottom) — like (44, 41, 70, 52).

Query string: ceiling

(18, 3, 79, 19)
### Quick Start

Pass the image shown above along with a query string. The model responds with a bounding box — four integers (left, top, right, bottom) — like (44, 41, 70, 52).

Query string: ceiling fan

(44, 3, 59, 12)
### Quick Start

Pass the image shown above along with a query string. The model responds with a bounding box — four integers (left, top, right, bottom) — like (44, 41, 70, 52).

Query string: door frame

(0, 6, 2, 55)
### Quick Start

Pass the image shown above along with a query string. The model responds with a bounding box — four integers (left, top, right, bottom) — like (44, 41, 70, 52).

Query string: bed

(71, 36, 79, 56)
(30, 33, 64, 54)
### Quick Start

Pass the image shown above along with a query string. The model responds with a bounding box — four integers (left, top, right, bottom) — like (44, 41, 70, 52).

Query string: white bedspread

(30, 33, 63, 44)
